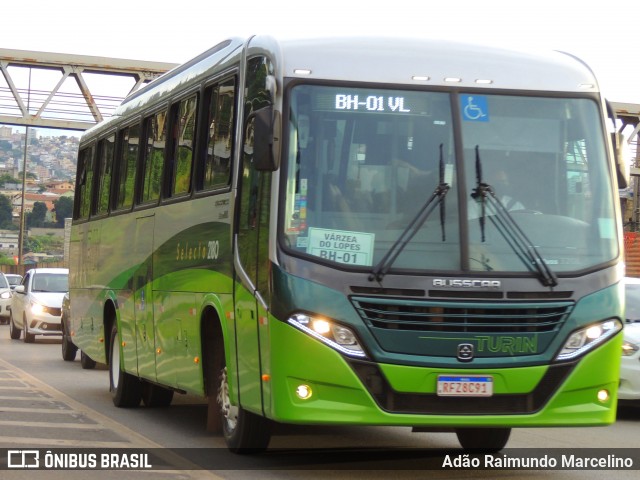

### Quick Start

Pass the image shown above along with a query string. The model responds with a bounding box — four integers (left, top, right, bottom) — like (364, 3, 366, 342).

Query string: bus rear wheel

(109, 323, 141, 407)
(217, 366, 271, 453)
(455, 427, 511, 452)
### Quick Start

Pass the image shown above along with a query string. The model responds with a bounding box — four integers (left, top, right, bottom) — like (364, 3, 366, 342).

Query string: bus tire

(109, 323, 141, 407)
(61, 315, 78, 361)
(455, 427, 511, 452)
(141, 381, 174, 407)
(80, 351, 97, 369)
(9, 313, 21, 340)
(218, 365, 271, 454)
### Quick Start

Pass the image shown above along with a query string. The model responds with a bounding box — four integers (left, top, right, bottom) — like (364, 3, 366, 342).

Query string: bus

(69, 36, 627, 452)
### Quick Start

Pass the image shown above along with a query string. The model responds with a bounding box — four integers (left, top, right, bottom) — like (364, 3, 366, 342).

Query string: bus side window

(74, 144, 96, 220)
(140, 110, 167, 204)
(95, 134, 115, 215)
(114, 124, 140, 211)
(198, 77, 236, 191)
(169, 94, 197, 197)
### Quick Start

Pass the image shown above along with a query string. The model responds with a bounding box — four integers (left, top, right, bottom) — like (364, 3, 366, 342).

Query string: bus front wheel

(455, 427, 511, 451)
(109, 323, 141, 407)
(217, 365, 271, 453)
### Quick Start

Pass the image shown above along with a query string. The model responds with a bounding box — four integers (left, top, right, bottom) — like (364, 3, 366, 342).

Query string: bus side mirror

(606, 101, 630, 189)
(612, 132, 630, 189)
(252, 106, 281, 172)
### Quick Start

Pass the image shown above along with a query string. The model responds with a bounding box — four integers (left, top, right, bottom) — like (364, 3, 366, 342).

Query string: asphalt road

(0, 325, 638, 479)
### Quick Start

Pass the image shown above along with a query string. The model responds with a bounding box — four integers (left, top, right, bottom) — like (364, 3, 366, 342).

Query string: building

(0, 231, 19, 255)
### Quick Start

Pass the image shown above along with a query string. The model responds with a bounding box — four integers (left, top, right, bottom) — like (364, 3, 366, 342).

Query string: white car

(5, 273, 23, 290)
(620, 277, 640, 403)
(0, 273, 12, 324)
(9, 268, 69, 343)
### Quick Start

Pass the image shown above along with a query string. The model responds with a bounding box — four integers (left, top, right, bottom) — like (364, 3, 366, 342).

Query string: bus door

(134, 214, 156, 379)
(234, 156, 272, 415)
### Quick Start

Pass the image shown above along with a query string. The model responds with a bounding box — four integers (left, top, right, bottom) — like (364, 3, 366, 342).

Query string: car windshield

(0, 275, 8, 288)
(32, 273, 68, 293)
(282, 85, 618, 275)
(7, 275, 21, 286)
(625, 280, 640, 322)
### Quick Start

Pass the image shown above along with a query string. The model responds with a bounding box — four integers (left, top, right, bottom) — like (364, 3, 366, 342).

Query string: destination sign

(307, 227, 375, 266)
(335, 94, 411, 112)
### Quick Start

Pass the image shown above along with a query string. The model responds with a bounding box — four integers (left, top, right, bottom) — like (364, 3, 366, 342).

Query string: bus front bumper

(266, 319, 621, 427)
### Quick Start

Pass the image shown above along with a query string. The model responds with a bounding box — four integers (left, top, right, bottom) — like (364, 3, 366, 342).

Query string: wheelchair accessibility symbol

(462, 95, 489, 122)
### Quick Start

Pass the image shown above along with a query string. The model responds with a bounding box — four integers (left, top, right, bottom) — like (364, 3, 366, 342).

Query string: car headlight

(555, 319, 622, 362)
(0, 291, 11, 299)
(31, 302, 45, 315)
(622, 340, 639, 356)
(287, 313, 367, 359)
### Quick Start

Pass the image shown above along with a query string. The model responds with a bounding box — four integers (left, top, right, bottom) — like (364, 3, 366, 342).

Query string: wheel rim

(110, 337, 120, 388)
(217, 366, 238, 431)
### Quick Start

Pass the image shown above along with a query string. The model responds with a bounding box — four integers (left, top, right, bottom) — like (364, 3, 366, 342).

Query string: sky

(1, 0, 639, 105)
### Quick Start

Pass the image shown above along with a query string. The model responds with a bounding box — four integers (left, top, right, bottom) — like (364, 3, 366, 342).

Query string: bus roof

(275, 36, 598, 92)
(81, 36, 599, 142)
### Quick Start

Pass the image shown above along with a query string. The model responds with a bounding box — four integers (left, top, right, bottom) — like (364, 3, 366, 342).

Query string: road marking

(0, 357, 222, 478)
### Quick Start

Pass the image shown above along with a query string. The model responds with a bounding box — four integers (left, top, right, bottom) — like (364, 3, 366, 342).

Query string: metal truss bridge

(0, 48, 177, 131)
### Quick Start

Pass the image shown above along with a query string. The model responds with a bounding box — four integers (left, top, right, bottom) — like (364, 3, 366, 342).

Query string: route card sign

(306, 227, 375, 266)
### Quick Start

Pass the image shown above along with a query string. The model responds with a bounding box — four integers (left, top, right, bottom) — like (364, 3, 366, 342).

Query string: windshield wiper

(369, 144, 449, 282)
(471, 146, 558, 287)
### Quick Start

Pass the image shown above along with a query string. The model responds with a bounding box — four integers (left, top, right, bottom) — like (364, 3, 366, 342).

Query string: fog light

(597, 389, 609, 402)
(295, 384, 313, 400)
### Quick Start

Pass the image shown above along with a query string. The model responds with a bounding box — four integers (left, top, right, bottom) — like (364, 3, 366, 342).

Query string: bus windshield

(282, 84, 617, 274)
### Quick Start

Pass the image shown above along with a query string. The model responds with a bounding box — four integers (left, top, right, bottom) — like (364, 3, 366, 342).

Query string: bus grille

(350, 297, 573, 333)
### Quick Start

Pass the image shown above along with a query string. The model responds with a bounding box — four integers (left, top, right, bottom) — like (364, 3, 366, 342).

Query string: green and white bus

(69, 36, 627, 452)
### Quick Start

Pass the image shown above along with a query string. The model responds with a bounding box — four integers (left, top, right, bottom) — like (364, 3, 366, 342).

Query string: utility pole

(18, 126, 29, 265)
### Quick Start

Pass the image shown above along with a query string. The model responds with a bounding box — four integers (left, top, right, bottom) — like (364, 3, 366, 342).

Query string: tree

(0, 173, 20, 184)
(27, 201, 48, 228)
(23, 236, 41, 254)
(0, 195, 13, 229)
(53, 196, 73, 227)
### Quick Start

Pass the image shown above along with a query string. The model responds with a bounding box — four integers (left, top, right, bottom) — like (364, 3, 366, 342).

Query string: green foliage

(23, 237, 41, 254)
(27, 201, 48, 228)
(0, 195, 13, 229)
(0, 173, 20, 184)
(53, 196, 73, 227)
(32, 233, 63, 252)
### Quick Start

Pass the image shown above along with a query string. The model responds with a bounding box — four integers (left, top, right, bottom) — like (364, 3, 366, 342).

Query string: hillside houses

(4, 181, 75, 222)
(1, 127, 77, 225)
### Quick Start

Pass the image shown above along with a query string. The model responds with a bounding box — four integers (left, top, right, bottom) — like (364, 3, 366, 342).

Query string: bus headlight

(555, 319, 622, 361)
(287, 313, 367, 359)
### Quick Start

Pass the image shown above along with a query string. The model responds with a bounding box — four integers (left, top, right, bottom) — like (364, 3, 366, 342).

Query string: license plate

(437, 375, 493, 397)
